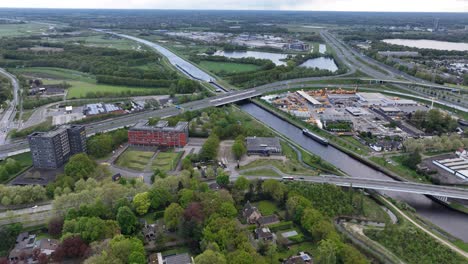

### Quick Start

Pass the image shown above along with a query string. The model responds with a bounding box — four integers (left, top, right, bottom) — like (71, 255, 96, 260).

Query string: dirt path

(382, 197, 468, 259)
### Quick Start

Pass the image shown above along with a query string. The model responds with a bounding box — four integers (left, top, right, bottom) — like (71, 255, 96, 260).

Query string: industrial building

(28, 125, 87, 169)
(84, 103, 123, 116)
(432, 150, 468, 180)
(128, 120, 189, 147)
(246, 137, 282, 156)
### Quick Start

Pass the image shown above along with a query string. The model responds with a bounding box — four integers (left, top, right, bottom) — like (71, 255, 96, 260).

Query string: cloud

(1, 0, 467, 12)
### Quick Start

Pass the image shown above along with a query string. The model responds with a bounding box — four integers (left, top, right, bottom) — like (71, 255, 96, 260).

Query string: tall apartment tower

(67, 125, 87, 155)
(28, 125, 86, 169)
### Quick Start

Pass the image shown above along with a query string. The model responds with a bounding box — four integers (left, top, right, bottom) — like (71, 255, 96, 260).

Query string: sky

(1, 0, 467, 12)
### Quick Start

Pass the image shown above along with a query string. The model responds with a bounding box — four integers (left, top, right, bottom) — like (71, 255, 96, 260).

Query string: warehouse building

(128, 120, 189, 147)
(246, 137, 282, 156)
(28, 125, 87, 169)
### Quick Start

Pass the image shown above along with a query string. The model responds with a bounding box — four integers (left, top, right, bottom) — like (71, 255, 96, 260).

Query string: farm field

(49, 33, 145, 51)
(115, 149, 155, 171)
(13, 67, 169, 99)
(151, 151, 183, 172)
(0, 23, 51, 37)
(198, 60, 261, 74)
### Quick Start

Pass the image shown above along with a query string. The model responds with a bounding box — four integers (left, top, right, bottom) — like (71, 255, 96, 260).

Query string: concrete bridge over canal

(246, 175, 468, 200)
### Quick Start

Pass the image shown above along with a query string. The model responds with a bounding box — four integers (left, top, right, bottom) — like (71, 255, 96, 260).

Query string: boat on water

(302, 128, 329, 146)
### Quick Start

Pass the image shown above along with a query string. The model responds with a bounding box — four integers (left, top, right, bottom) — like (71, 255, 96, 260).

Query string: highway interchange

(0, 30, 467, 200)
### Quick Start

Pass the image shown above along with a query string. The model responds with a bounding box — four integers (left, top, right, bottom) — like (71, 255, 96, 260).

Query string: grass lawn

(0, 152, 33, 183)
(116, 149, 155, 171)
(273, 241, 317, 262)
(199, 60, 260, 74)
(241, 168, 281, 177)
(64, 81, 167, 99)
(256, 200, 280, 215)
(370, 155, 429, 183)
(0, 23, 51, 37)
(240, 159, 316, 176)
(151, 151, 183, 172)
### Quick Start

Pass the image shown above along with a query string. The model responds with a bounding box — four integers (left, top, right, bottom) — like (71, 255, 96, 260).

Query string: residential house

(257, 215, 280, 226)
(243, 201, 262, 224)
(255, 227, 275, 241)
(283, 252, 313, 264)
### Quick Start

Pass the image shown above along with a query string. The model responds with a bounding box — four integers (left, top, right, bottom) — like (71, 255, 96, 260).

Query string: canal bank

(240, 101, 468, 242)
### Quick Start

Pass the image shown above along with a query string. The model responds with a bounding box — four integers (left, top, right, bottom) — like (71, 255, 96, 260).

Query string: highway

(1, 31, 466, 157)
(246, 176, 468, 200)
(0, 68, 20, 146)
(321, 31, 468, 111)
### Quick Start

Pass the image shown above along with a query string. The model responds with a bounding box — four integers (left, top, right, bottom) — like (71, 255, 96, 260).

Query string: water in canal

(241, 102, 468, 242)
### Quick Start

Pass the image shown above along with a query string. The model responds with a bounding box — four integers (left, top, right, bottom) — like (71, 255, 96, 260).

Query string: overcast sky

(1, 0, 467, 12)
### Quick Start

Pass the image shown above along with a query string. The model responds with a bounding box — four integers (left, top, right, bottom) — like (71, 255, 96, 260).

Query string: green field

(151, 151, 183, 172)
(116, 149, 155, 171)
(48, 33, 145, 51)
(14, 67, 95, 82)
(13, 67, 169, 99)
(199, 60, 261, 74)
(0, 23, 51, 37)
(256, 200, 280, 216)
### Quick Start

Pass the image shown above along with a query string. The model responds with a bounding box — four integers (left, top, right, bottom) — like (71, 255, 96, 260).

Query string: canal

(118, 32, 468, 242)
(241, 102, 468, 242)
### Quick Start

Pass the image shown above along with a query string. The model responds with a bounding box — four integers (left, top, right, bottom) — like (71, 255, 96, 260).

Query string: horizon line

(0, 7, 467, 13)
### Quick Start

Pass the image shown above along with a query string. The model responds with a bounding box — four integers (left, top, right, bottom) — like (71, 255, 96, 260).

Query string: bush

(268, 221, 294, 232)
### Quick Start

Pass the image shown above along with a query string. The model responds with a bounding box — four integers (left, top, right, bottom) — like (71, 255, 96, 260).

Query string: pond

(213, 50, 289, 66)
(382, 39, 468, 51)
(300, 57, 338, 72)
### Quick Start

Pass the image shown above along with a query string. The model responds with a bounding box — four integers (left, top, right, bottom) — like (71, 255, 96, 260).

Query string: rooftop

(246, 137, 282, 153)
(164, 253, 192, 264)
(130, 120, 189, 133)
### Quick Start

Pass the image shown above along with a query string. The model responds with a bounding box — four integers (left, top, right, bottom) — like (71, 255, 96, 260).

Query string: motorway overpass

(248, 176, 468, 200)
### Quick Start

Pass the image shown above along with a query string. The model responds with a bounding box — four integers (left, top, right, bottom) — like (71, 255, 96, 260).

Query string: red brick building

(128, 120, 189, 147)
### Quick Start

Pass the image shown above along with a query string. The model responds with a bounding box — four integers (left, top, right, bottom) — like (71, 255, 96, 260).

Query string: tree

(133, 192, 151, 215)
(48, 216, 64, 237)
(227, 250, 258, 264)
(234, 176, 249, 191)
(316, 239, 338, 264)
(262, 179, 286, 202)
(53, 236, 89, 262)
(402, 151, 422, 170)
(164, 203, 184, 231)
(199, 134, 220, 161)
(178, 189, 195, 208)
(109, 235, 146, 264)
(286, 195, 312, 222)
(0, 223, 22, 256)
(202, 217, 242, 252)
(64, 153, 97, 180)
(116, 206, 138, 235)
(194, 250, 226, 264)
(87, 134, 113, 158)
(338, 244, 368, 264)
(149, 187, 172, 210)
(62, 217, 119, 243)
(219, 202, 237, 218)
(232, 138, 247, 160)
(216, 173, 230, 187)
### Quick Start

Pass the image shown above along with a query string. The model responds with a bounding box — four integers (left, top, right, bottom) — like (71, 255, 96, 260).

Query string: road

(245, 175, 468, 200)
(0, 68, 20, 146)
(0, 31, 465, 156)
(321, 31, 467, 110)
